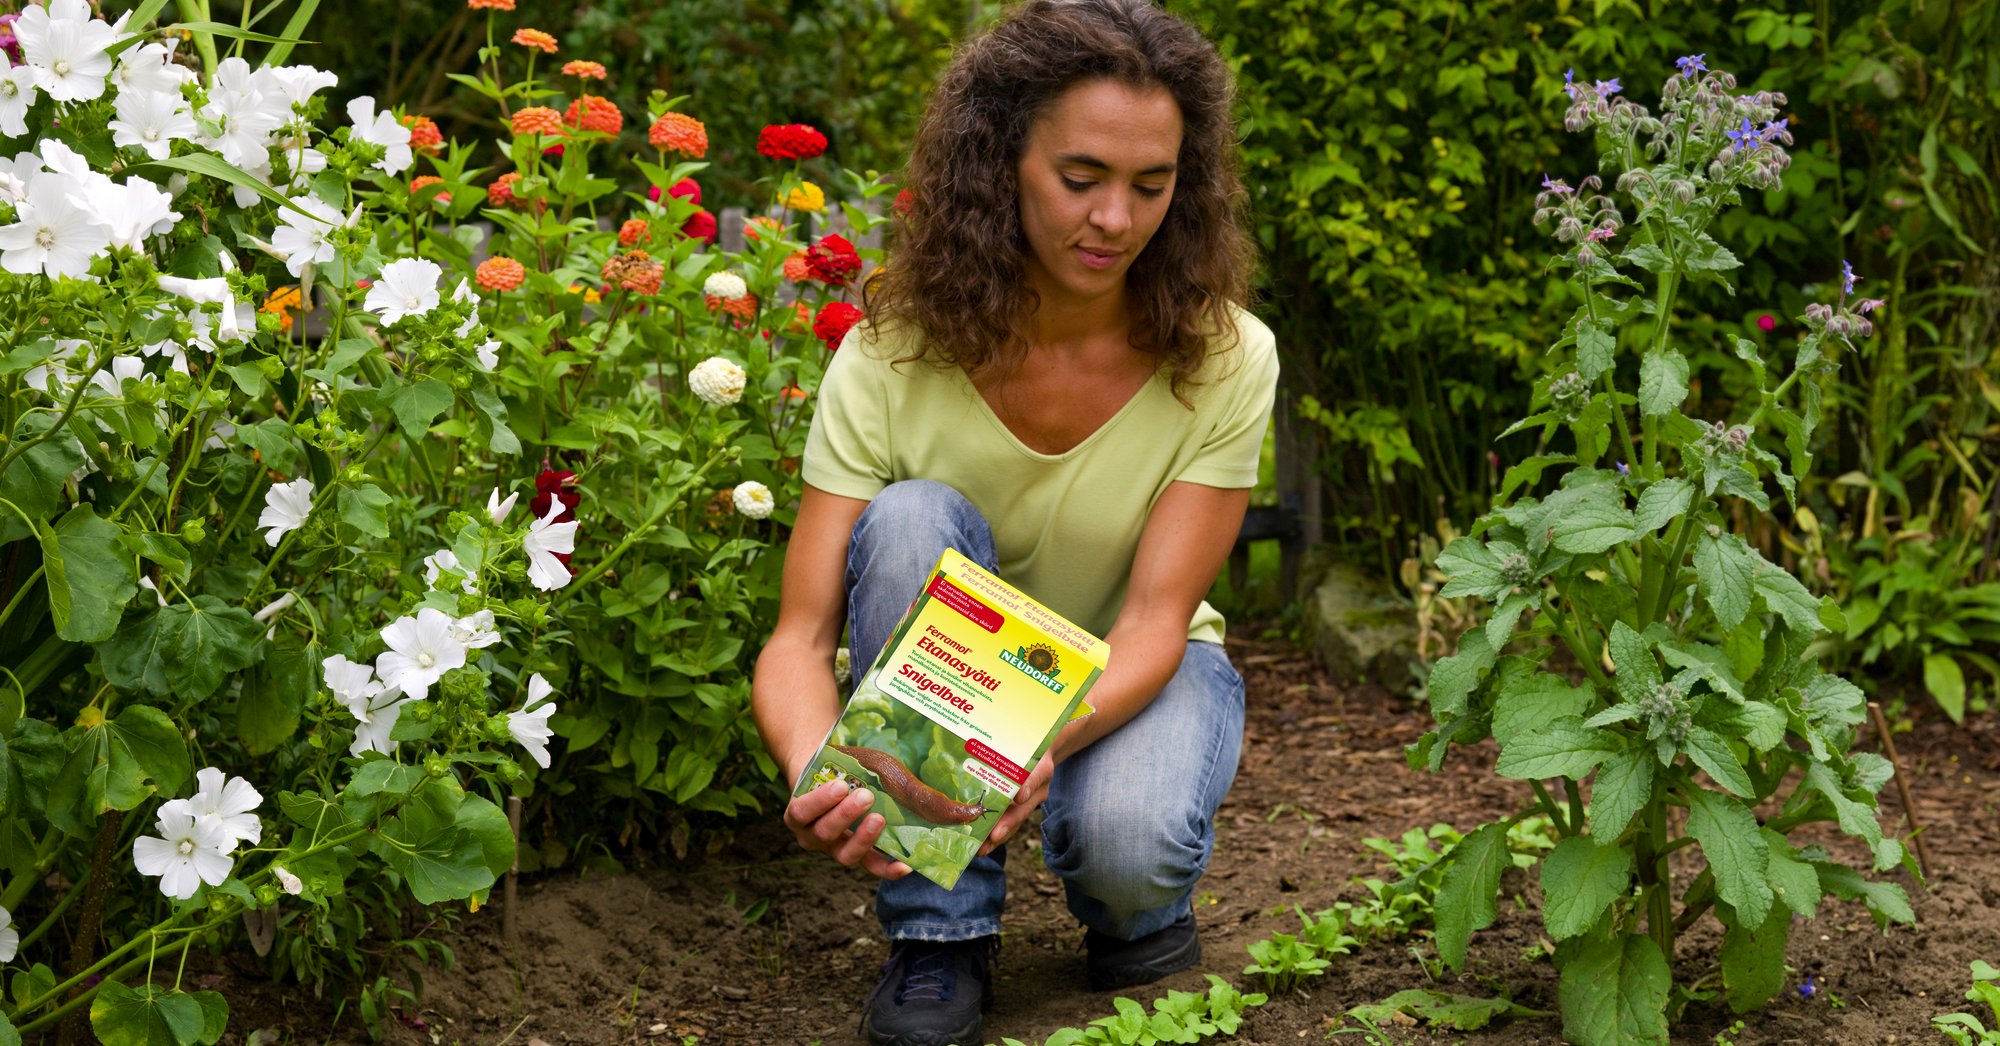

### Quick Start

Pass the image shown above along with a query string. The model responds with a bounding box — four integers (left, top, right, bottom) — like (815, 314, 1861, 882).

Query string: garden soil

(222, 634, 2000, 1045)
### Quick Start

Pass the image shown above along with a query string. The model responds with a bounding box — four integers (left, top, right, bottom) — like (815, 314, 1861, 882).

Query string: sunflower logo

(1022, 643, 1060, 677)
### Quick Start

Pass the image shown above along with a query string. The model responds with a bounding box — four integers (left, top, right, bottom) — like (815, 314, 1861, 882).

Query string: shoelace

(895, 950, 958, 1004)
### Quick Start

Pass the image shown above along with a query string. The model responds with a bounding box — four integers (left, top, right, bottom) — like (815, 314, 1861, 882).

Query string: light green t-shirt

(803, 309, 1279, 645)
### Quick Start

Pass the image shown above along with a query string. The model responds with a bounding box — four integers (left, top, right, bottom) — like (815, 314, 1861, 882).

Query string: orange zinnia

(781, 251, 812, 282)
(467, 0, 514, 8)
(563, 95, 623, 137)
(410, 175, 451, 205)
(743, 216, 782, 242)
(706, 293, 758, 320)
(476, 256, 527, 292)
(617, 218, 651, 247)
(487, 171, 520, 208)
(261, 286, 303, 333)
(561, 60, 607, 80)
(510, 106, 563, 137)
(512, 28, 558, 53)
(401, 114, 443, 153)
(647, 112, 707, 157)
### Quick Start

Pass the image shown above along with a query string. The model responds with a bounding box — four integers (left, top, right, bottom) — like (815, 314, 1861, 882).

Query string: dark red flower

(757, 123, 828, 161)
(530, 468, 579, 564)
(647, 183, 661, 202)
(814, 301, 863, 352)
(681, 208, 717, 244)
(805, 233, 861, 285)
(668, 178, 701, 206)
(543, 143, 565, 157)
(893, 189, 914, 215)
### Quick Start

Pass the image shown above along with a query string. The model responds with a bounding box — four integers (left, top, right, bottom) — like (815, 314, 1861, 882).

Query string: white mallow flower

(450, 609, 502, 649)
(702, 270, 748, 300)
(262, 64, 338, 113)
(109, 87, 197, 159)
(507, 673, 559, 769)
(112, 40, 195, 96)
(476, 339, 501, 370)
(89, 356, 149, 400)
(258, 477, 315, 547)
(322, 652, 411, 755)
(85, 177, 181, 251)
(733, 481, 776, 519)
(272, 866, 303, 896)
(0, 904, 15, 962)
(13, 0, 125, 104)
(132, 810, 234, 901)
(201, 57, 287, 170)
(159, 767, 264, 848)
(688, 356, 747, 407)
(270, 194, 345, 278)
(422, 548, 477, 594)
(0, 62, 39, 138)
(0, 150, 38, 205)
(375, 607, 468, 702)
(322, 653, 382, 718)
(523, 499, 578, 592)
(0, 173, 112, 281)
(365, 257, 442, 324)
(273, 134, 328, 193)
(486, 487, 519, 525)
(345, 95, 413, 175)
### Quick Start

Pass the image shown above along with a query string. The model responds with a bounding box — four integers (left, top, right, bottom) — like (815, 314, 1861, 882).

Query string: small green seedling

(1935, 962, 2000, 1045)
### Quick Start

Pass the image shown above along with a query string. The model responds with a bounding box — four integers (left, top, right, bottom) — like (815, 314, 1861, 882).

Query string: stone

(1305, 563, 1419, 690)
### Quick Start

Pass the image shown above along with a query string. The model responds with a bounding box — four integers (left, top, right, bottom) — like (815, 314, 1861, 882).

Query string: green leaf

(1706, 700, 1787, 752)
(387, 377, 454, 438)
(374, 783, 507, 904)
(1436, 537, 1508, 599)
(139, 153, 319, 221)
(1491, 673, 1595, 747)
(100, 597, 265, 701)
(1607, 620, 1661, 703)
(1576, 321, 1616, 383)
(1923, 654, 1966, 723)
(1695, 532, 1755, 631)
(0, 1009, 18, 1046)
(1637, 349, 1690, 417)
(1804, 763, 1884, 848)
(1426, 627, 1495, 718)
(1753, 565, 1822, 632)
(1540, 836, 1634, 940)
(0, 416, 87, 543)
(1495, 720, 1616, 780)
(1761, 830, 1822, 918)
(1559, 934, 1670, 1046)
(1801, 673, 1866, 728)
(41, 505, 138, 642)
(1720, 903, 1790, 1013)
(1682, 727, 1755, 797)
(1345, 990, 1547, 1031)
(1811, 861, 1913, 928)
(48, 705, 190, 836)
(337, 484, 392, 540)
(90, 981, 206, 1046)
(1632, 479, 1692, 534)
(1686, 788, 1771, 927)
(1588, 748, 1652, 839)
(238, 638, 314, 755)
(1547, 485, 1634, 554)
(1434, 823, 1509, 971)
(1484, 592, 1533, 648)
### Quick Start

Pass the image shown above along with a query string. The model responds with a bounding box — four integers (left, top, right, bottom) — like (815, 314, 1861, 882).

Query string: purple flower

(1615, 461, 1630, 476)
(1585, 227, 1616, 243)
(1564, 68, 1583, 100)
(1676, 54, 1707, 77)
(1761, 117, 1790, 143)
(1756, 314, 1776, 332)
(1725, 117, 1762, 152)
(1540, 173, 1573, 195)
(1798, 974, 1817, 1000)
(1841, 260, 1859, 295)
(1855, 297, 1886, 314)
(1594, 78, 1623, 98)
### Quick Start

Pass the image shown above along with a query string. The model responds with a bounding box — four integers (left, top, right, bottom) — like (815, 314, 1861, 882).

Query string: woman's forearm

(750, 636, 846, 785)
(1049, 619, 1188, 762)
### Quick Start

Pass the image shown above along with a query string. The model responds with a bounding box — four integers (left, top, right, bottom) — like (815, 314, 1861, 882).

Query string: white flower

(14, 0, 122, 104)
(347, 689, 407, 756)
(321, 653, 409, 755)
(507, 673, 559, 769)
(422, 548, 477, 594)
(365, 257, 442, 324)
(109, 87, 198, 160)
(732, 480, 775, 519)
(89, 356, 148, 399)
(0, 173, 111, 281)
(449, 277, 482, 339)
(523, 498, 578, 592)
(688, 356, 747, 407)
(137, 575, 166, 607)
(702, 270, 748, 300)
(202, 57, 287, 170)
(132, 810, 234, 901)
(270, 194, 346, 279)
(0, 150, 38, 205)
(0, 63, 38, 138)
(157, 250, 244, 343)
(450, 609, 502, 650)
(112, 40, 194, 97)
(0, 904, 16, 962)
(375, 607, 468, 702)
(486, 487, 519, 525)
(257, 477, 314, 547)
(476, 339, 501, 370)
(262, 65, 338, 113)
(159, 767, 263, 848)
(273, 134, 327, 193)
(322, 653, 381, 717)
(272, 866, 303, 896)
(86, 177, 181, 251)
(345, 95, 413, 176)
(252, 592, 296, 623)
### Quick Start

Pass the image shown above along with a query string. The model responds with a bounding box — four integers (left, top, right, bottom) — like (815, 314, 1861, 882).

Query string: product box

(795, 548, 1108, 889)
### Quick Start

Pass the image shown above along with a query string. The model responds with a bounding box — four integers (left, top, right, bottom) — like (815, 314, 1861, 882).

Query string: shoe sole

(860, 1014, 983, 1046)
(1087, 931, 1201, 991)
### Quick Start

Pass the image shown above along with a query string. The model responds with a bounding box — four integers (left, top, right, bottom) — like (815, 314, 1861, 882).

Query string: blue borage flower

(1594, 77, 1622, 98)
(1841, 258, 1859, 295)
(1675, 54, 1707, 77)
(1540, 172, 1573, 195)
(1725, 116, 1763, 152)
(1798, 974, 1817, 1000)
(1563, 68, 1581, 100)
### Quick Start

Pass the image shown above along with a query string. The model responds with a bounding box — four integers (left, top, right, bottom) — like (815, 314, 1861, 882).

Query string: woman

(749, 1, 1276, 1042)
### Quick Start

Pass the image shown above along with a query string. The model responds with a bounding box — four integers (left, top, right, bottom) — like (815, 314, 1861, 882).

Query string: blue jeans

(847, 480, 1246, 943)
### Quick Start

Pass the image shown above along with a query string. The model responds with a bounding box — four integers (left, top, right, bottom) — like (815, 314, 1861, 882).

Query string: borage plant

(1413, 57, 1916, 1044)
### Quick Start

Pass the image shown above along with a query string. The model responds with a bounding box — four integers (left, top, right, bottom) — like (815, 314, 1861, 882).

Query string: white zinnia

(365, 257, 442, 324)
(702, 270, 748, 300)
(159, 767, 263, 848)
(132, 810, 234, 901)
(522, 499, 579, 592)
(257, 477, 314, 547)
(688, 356, 747, 407)
(732, 481, 775, 519)
(486, 487, 519, 525)
(422, 549, 476, 594)
(109, 87, 197, 159)
(13, 0, 123, 104)
(375, 607, 468, 702)
(0, 62, 38, 138)
(345, 95, 413, 176)
(0, 173, 111, 281)
(507, 673, 559, 769)
(270, 194, 345, 278)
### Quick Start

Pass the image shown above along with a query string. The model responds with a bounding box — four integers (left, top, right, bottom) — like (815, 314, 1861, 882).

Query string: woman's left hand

(978, 751, 1054, 857)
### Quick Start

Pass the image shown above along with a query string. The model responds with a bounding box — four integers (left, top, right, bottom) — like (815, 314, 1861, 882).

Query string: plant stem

(1530, 779, 1569, 835)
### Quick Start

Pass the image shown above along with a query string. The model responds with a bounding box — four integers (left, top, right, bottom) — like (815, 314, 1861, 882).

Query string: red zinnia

(805, 233, 861, 285)
(667, 178, 700, 206)
(757, 123, 828, 161)
(487, 171, 520, 209)
(681, 208, 717, 244)
(894, 189, 914, 215)
(564, 94, 623, 137)
(814, 302, 863, 352)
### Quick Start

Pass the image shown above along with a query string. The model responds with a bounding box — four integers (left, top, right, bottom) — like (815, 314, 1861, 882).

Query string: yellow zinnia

(782, 181, 825, 213)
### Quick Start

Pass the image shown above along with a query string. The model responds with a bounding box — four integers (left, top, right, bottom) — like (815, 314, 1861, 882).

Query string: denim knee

(1042, 794, 1210, 917)
(848, 480, 995, 578)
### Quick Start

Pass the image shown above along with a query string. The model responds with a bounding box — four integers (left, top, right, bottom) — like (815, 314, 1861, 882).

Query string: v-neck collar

(959, 363, 1163, 462)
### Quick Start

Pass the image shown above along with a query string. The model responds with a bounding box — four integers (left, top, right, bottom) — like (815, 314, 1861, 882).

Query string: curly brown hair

(863, 0, 1255, 398)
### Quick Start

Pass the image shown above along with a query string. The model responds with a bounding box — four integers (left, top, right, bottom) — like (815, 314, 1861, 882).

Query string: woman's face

(1016, 78, 1183, 310)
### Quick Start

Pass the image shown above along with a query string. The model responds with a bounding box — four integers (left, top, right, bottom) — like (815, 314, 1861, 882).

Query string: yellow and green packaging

(796, 548, 1108, 889)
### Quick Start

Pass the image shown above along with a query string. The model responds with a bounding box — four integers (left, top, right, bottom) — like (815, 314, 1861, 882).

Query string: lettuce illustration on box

(797, 548, 1106, 888)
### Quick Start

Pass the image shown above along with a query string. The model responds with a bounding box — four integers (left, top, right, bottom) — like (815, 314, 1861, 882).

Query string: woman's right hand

(783, 779, 913, 880)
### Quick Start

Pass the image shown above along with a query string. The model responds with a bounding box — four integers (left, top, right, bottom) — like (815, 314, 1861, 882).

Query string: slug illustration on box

(795, 548, 1106, 889)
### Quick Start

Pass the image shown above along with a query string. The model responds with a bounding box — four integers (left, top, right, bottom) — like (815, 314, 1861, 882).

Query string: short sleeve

(1173, 315, 1279, 489)
(802, 328, 895, 499)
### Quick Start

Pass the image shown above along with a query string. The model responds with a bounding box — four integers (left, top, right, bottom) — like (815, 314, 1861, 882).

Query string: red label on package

(927, 575, 1003, 633)
(965, 738, 1029, 783)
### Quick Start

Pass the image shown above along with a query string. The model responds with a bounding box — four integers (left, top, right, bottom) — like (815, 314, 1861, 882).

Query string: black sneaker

(860, 936, 997, 1046)
(1084, 909, 1200, 991)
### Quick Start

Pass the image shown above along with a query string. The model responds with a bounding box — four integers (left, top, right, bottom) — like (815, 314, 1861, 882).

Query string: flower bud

(255, 883, 280, 907)
(424, 754, 452, 778)
(180, 518, 207, 545)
